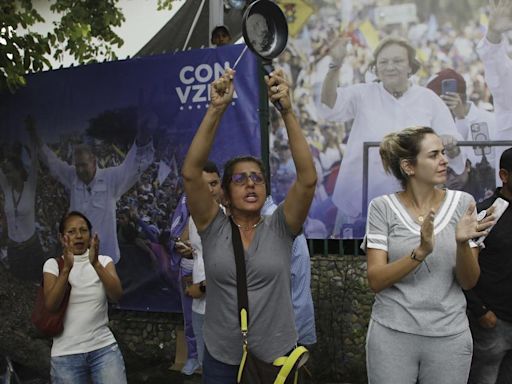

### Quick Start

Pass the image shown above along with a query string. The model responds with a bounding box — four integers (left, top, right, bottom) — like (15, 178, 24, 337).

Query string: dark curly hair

(59, 211, 92, 235)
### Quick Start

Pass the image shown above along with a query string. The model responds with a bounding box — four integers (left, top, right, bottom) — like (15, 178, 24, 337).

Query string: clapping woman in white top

(43, 211, 126, 384)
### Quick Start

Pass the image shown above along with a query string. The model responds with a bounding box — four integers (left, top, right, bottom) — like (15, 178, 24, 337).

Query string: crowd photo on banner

(270, 0, 512, 239)
(0, 44, 261, 314)
(1, 0, 512, 382)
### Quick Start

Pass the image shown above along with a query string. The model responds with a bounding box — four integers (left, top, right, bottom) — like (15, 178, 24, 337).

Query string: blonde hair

(380, 127, 435, 188)
(369, 36, 421, 77)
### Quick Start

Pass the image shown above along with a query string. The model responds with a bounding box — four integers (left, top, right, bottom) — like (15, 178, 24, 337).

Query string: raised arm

(477, 0, 512, 119)
(107, 108, 156, 198)
(24, 115, 39, 170)
(27, 124, 75, 189)
(108, 140, 154, 199)
(182, 69, 235, 231)
(486, 0, 512, 45)
(267, 69, 317, 234)
(320, 38, 350, 108)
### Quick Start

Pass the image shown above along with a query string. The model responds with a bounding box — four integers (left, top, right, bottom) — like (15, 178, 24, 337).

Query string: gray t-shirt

(364, 189, 477, 336)
(200, 204, 297, 364)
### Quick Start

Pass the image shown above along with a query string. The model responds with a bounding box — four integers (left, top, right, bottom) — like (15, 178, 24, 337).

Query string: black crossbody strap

(230, 218, 250, 328)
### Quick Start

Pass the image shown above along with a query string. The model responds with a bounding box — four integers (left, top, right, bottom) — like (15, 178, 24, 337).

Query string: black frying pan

(242, 0, 288, 109)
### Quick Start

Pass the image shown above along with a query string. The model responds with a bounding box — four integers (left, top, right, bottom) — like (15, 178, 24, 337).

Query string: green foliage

(49, 0, 125, 63)
(0, 0, 174, 93)
(157, 0, 174, 11)
(1, 1, 50, 92)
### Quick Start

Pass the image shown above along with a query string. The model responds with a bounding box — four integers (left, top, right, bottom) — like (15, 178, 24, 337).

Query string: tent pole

(209, 0, 225, 47)
(183, 0, 206, 50)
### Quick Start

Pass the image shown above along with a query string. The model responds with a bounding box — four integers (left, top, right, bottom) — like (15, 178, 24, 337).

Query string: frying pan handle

(262, 63, 283, 111)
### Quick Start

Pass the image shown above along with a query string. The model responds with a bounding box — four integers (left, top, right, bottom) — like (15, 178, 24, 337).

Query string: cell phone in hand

(475, 197, 509, 246)
(441, 78, 458, 95)
(175, 239, 194, 258)
(175, 240, 191, 251)
(175, 240, 187, 248)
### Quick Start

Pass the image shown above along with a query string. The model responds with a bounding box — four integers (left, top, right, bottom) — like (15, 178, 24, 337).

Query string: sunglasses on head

(231, 172, 265, 185)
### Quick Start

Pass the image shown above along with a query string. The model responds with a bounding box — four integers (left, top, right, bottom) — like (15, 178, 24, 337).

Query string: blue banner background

(0, 44, 261, 312)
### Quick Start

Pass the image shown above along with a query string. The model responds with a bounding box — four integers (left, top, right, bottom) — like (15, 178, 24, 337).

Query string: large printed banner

(270, 0, 512, 239)
(0, 44, 260, 312)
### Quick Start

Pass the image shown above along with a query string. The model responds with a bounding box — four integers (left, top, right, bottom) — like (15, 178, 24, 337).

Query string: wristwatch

(199, 281, 206, 293)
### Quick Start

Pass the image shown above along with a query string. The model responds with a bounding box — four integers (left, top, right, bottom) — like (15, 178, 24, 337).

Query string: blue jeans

(179, 268, 198, 359)
(192, 311, 205, 366)
(468, 315, 512, 384)
(202, 346, 238, 384)
(50, 343, 127, 384)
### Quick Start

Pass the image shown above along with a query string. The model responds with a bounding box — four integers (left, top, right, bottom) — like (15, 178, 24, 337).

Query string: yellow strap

(240, 308, 248, 333)
(273, 346, 309, 384)
(238, 308, 248, 383)
(273, 356, 288, 366)
(237, 344, 248, 383)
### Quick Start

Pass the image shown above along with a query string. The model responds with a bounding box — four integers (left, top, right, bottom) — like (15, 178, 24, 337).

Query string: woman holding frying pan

(181, 64, 316, 382)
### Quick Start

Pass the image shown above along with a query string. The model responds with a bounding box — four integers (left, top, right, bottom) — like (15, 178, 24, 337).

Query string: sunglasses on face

(231, 172, 265, 185)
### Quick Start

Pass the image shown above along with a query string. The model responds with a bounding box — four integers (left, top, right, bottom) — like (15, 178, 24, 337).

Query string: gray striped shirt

(364, 189, 477, 336)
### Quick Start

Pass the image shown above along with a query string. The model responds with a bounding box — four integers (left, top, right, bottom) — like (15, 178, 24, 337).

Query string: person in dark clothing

(466, 147, 512, 384)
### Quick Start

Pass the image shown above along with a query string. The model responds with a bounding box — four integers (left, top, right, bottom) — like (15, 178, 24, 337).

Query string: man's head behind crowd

(203, 160, 222, 204)
(426, 68, 467, 102)
(211, 25, 232, 46)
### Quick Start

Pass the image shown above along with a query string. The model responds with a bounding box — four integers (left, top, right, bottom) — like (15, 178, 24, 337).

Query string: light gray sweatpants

(366, 319, 473, 384)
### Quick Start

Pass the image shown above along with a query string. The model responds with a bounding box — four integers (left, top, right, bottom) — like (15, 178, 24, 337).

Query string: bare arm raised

(320, 38, 350, 108)
(267, 69, 317, 234)
(487, 0, 512, 43)
(182, 69, 235, 231)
